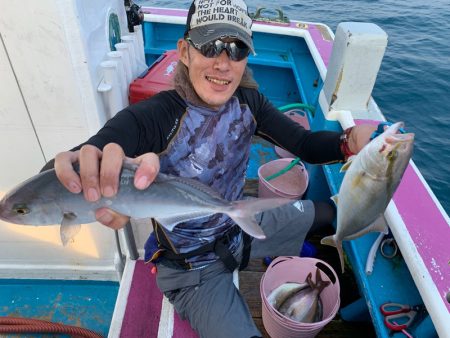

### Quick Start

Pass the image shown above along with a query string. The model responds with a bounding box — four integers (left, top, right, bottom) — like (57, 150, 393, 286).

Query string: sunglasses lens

(200, 40, 228, 58)
(228, 41, 250, 61)
(192, 39, 249, 61)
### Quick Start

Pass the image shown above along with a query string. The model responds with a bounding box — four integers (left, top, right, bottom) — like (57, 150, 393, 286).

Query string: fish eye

(13, 204, 30, 215)
(387, 150, 398, 160)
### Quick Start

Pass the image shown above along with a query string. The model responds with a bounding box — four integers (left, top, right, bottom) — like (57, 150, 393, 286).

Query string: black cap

(184, 0, 255, 55)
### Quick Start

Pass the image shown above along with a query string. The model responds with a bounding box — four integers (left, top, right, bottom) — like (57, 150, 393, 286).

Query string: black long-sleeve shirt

(74, 87, 343, 164)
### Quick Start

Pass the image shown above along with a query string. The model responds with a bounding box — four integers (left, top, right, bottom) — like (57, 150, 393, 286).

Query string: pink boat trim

(394, 164, 450, 311)
(307, 24, 332, 67)
(355, 119, 450, 311)
(120, 260, 198, 337)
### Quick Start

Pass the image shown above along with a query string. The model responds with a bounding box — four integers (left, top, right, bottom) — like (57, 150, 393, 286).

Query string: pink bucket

(258, 158, 309, 199)
(275, 110, 310, 158)
(260, 256, 340, 338)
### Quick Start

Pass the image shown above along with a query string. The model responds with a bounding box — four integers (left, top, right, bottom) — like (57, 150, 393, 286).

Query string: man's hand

(347, 124, 378, 154)
(54, 143, 160, 229)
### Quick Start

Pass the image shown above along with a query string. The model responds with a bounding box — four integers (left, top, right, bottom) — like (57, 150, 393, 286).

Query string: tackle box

(129, 50, 178, 104)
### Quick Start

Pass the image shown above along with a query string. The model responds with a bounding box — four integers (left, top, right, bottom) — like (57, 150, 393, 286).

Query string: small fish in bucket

(260, 256, 340, 338)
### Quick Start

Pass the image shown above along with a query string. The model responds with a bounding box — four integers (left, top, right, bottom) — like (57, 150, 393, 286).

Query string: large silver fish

(321, 122, 414, 272)
(0, 162, 293, 244)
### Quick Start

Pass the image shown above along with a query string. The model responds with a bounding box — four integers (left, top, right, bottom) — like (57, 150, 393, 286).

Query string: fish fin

(315, 267, 322, 284)
(320, 235, 336, 248)
(155, 212, 213, 231)
(330, 195, 338, 207)
(227, 198, 292, 239)
(344, 216, 390, 241)
(227, 214, 266, 240)
(340, 157, 354, 172)
(306, 273, 315, 289)
(352, 215, 389, 239)
(321, 235, 345, 273)
(60, 213, 81, 246)
(315, 267, 331, 291)
(364, 215, 389, 235)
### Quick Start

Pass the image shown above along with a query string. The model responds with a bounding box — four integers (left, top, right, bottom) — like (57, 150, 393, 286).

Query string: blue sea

(137, 0, 450, 214)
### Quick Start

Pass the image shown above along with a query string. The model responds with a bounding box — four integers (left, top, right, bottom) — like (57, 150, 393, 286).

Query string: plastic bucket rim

(258, 159, 309, 197)
(261, 297, 337, 337)
(262, 256, 340, 291)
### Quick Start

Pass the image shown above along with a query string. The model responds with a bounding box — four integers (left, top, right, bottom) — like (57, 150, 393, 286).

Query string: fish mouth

(0, 201, 13, 222)
(0, 197, 8, 220)
(385, 132, 415, 144)
(384, 122, 414, 143)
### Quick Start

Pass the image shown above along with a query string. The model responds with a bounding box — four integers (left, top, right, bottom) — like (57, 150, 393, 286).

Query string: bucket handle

(264, 157, 300, 181)
(267, 256, 340, 287)
(263, 160, 308, 197)
(264, 158, 301, 181)
(267, 256, 296, 269)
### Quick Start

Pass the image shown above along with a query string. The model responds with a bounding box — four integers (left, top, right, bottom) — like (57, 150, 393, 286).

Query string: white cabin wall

(0, 0, 93, 160)
(0, 0, 135, 280)
(0, 37, 46, 185)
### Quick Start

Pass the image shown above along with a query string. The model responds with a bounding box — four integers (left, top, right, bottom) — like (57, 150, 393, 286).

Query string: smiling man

(51, 0, 377, 336)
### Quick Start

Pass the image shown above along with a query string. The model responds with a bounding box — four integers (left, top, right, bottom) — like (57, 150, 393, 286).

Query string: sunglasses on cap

(186, 38, 250, 62)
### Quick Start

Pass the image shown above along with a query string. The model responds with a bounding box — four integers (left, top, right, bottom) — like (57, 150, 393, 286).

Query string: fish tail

(315, 268, 331, 293)
(321, 235, 345, 273)
(227, 198, 292, 240)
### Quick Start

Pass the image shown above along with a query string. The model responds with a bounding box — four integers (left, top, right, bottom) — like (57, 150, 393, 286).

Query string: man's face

(178, 39, 248, 109)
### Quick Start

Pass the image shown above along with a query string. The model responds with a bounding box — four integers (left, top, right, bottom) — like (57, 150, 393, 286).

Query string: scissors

(380, 302, 427, 334)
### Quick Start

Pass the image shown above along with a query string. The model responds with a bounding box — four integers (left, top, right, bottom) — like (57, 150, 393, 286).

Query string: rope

(0, 316, 104, 338)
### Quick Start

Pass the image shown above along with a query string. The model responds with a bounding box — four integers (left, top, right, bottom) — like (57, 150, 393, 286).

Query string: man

(53, 0, 377, 336)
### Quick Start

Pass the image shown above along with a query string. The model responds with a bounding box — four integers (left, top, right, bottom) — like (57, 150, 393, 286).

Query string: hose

(0, 316, 103, 338)
(278, 102, 315, 114)
(365, 232, 385, 275)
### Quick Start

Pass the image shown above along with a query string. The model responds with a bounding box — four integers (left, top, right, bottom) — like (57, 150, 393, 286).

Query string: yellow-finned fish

(321, 122, 414, 272)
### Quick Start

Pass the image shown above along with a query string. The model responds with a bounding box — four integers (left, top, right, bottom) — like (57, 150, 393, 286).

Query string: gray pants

(155, 200, 315, 338)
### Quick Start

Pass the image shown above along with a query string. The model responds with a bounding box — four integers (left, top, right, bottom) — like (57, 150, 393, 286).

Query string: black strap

(214, 238, 239, 272)
(239, 232, 252, 271)
(154, 221, 241, 271)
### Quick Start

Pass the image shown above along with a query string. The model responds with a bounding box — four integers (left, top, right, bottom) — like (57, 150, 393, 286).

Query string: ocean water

(136, 0, 450, 214)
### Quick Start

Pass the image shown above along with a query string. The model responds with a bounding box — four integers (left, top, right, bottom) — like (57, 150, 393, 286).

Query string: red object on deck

(129, 50, 178, 104)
